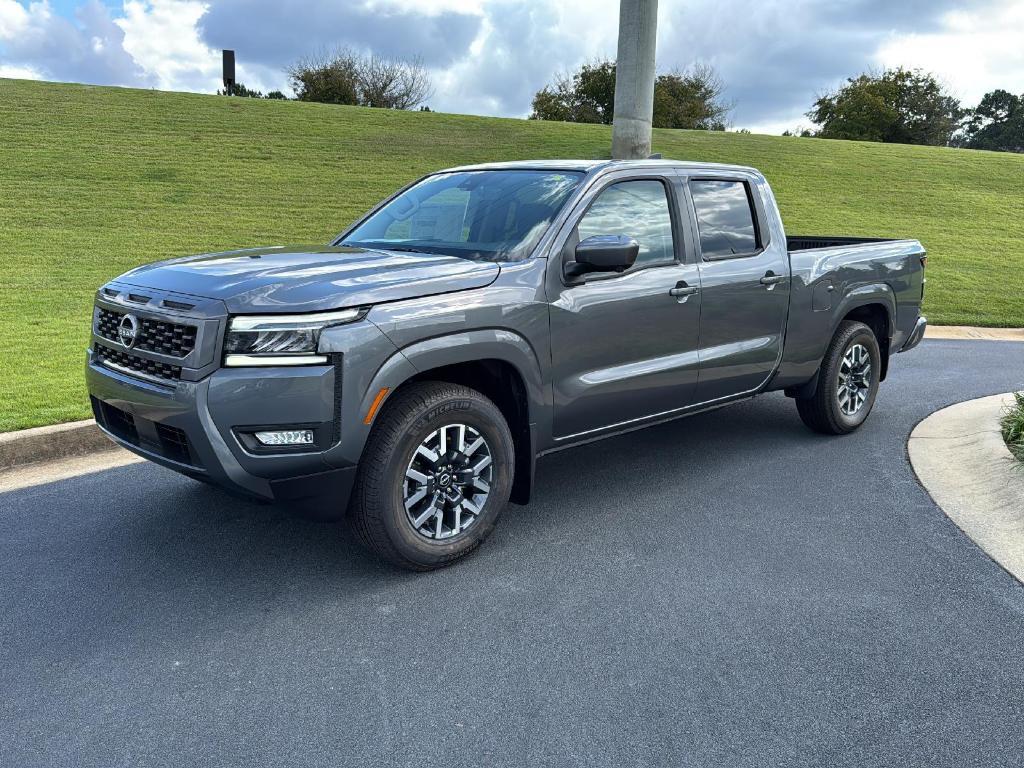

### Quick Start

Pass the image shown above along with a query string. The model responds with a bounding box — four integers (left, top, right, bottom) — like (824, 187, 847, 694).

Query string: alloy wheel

(837, 342, 872, 417)
(403, 423, 493, 540)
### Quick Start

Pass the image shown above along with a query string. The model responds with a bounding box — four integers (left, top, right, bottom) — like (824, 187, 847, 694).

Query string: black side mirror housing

(566, 235, 640, 278)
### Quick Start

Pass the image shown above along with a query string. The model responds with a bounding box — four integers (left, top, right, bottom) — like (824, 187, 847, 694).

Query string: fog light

(254, 430, 314, 446)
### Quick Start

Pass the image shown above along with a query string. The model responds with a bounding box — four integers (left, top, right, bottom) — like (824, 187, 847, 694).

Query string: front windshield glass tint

(342, 170, 584, 261)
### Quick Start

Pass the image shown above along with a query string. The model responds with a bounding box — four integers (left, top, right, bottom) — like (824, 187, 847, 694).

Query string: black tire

(796, 320, 881, 435)
(349, 381, 514, 571)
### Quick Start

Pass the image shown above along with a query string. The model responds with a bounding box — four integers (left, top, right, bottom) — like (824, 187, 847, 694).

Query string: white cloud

(875, 2, 1024, 106)
(427, 0, 621, 117)
(0, 0, 30, 40)
(116, 0, 218, 92)
(0, 0, 150, 86)
(0, 62, 40, 78)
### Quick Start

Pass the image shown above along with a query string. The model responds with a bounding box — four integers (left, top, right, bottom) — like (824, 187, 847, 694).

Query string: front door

(687, 177, 791, 402)
(548, 174, 702, 441)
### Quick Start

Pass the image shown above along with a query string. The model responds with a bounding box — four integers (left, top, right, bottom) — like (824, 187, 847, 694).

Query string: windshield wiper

(341, 241, 430, 255)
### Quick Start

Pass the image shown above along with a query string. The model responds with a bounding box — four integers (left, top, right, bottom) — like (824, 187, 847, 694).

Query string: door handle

(760, 272, 787, 289)
(669, 282, 699, 302)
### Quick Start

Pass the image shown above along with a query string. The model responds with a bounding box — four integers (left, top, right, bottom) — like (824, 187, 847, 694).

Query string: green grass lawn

(2, 78, 1023, 432)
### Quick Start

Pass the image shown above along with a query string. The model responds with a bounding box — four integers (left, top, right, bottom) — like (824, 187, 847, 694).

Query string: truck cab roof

(441, 158, 762, 177)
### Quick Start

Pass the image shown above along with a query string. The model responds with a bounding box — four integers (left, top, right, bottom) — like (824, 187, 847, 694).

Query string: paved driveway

(2, 340, 1022, 767)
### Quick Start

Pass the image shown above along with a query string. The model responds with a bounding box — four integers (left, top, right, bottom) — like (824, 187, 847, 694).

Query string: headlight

(223, 308, 363, 367)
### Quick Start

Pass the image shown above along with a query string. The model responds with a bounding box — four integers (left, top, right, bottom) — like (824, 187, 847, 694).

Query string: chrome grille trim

(91, 284, 228, 384)
(93, 342, 182, 385)
(95, 307, 197, 358)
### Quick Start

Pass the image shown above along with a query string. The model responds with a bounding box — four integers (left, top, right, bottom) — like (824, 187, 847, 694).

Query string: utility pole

(611, 0, 658, 159)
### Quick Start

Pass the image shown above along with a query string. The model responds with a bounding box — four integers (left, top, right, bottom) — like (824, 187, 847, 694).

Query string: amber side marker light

(364, 387, 391, 424)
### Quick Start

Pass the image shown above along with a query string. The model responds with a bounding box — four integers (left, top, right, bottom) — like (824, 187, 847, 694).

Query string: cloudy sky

(1, 0, 1022, 133)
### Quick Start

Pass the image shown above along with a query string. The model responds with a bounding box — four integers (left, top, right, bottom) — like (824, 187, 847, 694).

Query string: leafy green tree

(531, 60, 731, 130)
(287, 51, 360, 106)
(807, 68, 963, 146)
(956, 89, 1024, 153)
(530, 61, 616, 124)
(652, 64, 730, 130)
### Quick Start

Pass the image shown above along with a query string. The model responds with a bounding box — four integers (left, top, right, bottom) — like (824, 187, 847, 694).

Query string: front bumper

(899, 315, 928, 353)
(86, 349, 356, 510)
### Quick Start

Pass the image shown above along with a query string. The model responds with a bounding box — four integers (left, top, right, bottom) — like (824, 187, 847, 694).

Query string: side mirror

(566, 235, 640, 278)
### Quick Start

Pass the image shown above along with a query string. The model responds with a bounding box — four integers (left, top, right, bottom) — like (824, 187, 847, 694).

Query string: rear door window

(689, 180, 759, 259)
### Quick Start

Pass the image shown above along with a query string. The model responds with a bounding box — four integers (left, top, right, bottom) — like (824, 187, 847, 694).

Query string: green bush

(1001, 392, 1024, 463)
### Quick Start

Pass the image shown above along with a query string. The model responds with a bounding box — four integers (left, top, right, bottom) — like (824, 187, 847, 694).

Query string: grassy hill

(2, 78, 1023, 432)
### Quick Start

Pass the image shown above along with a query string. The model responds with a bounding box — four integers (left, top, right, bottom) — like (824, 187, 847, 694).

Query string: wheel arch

(371, 330, 544, 505)
(840, 302, 892, 381)
(786, 287, 895, 399)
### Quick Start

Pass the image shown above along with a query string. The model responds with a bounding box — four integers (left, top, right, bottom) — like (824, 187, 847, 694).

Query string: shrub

(1001, 392, 1024, 463)
(287, 49, 432, 110)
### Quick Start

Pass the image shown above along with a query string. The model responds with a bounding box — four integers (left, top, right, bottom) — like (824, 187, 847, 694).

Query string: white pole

(611, 0, 659, 159)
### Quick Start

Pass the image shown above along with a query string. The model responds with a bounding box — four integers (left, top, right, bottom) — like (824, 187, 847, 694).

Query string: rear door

(685, 174, 791, 402)
(547, 171, 703, 441)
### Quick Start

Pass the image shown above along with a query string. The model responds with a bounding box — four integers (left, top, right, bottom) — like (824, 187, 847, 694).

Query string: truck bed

(786, 236, 901, 253)
(787, 235, 898, 252)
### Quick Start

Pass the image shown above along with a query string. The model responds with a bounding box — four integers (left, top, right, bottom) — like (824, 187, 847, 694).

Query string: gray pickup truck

(87, 159, 927, 569)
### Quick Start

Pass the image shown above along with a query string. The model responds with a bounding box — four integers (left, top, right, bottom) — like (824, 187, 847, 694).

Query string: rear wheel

(796, 320, 881, 435)
(349, 382, 514, 570)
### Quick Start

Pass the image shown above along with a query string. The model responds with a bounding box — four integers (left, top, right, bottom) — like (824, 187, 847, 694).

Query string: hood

(114, 245, 501, 313)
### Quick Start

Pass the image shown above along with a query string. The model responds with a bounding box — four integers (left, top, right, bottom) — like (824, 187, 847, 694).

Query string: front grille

(96, 307, 197, 358)
(95, 342, 182, 385)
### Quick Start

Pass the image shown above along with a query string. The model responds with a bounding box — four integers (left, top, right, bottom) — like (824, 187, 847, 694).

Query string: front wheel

(796, 320, 881, 435)
(349, 382, 514, 570)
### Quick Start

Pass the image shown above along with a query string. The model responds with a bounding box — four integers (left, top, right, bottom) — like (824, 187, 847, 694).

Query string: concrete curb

(0, 420, 114, 471)
(926, 326, 1024, 341)
(908, 393, 1024, 583)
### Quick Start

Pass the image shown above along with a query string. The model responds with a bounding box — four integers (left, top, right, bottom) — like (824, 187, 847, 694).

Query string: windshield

(340, 170, 584, 262)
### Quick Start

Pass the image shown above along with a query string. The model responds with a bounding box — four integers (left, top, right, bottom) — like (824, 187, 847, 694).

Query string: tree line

(798, 68, 1023, 152)
(531, 61, 1022, 153)
(219, 50, 1023, 154)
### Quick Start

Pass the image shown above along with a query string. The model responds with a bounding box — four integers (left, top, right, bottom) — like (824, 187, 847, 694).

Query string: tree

(357, 54, 433, 110)
(287, 50, 360, 105)
(652, 64, 730, 130)
(807, 68, 963, 146)
(956, 89, 1024, 153)
(530, 61, 616, 124)
(531, 60, 731, 130)
(287, 49, 432, 110)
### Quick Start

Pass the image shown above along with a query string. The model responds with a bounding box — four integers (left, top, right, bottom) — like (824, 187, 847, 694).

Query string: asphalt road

(2, 339, 1023, 768)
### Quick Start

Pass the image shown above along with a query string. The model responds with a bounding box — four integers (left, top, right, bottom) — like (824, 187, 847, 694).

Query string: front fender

(396, 328, 546, 410)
